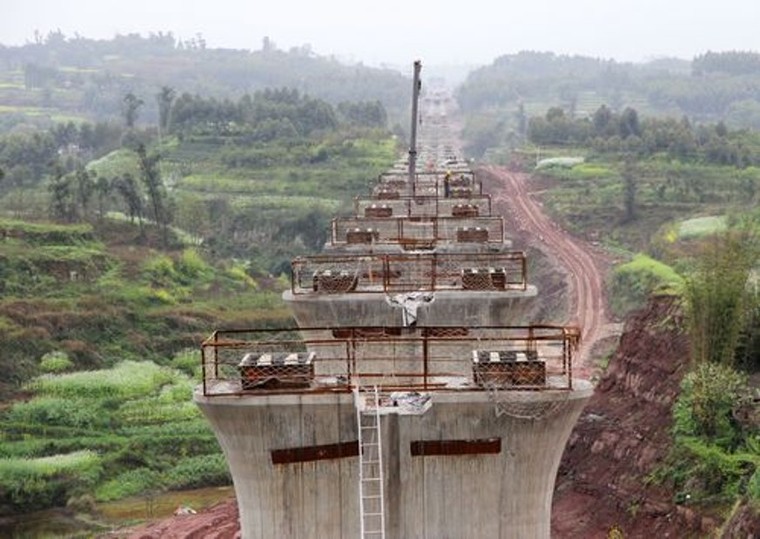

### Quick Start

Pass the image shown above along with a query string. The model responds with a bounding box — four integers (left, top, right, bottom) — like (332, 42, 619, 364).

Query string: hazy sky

(3, 0, 760, 67)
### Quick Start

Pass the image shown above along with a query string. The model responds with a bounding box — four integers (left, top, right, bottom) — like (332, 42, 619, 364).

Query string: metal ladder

(355, 386, 386, 539)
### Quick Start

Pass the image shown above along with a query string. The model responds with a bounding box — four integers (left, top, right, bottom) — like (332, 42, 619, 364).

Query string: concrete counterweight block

(452, 204, 479, 218)
(365, 205, 393, 218)
(346, 228, 379, 244)
(456, 227, 488, 243)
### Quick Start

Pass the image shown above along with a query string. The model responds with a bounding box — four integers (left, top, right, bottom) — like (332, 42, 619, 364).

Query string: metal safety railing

(199, 325, 579, 397)
(330, 216, 505, 246)
(354, 194, 492, 219)
(371, 171, 481, 198)
(290, 251, 528, 295)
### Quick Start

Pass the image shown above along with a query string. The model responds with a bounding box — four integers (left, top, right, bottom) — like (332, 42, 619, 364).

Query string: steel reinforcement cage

(200, 325, 579, 397)
(290, 251, 528, 294)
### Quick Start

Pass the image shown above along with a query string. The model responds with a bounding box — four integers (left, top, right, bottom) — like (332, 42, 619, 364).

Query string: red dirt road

(482, 166, 610, 377)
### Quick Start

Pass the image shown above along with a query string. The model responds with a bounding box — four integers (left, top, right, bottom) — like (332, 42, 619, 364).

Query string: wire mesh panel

(406, 198, 439, 219)
(397, 218, 437, 243)
(355, 196, 492, 220)
(290, 252, 528, 294)
(381, 255, 436, 292)
(439, 217, 504, 243)
(442, 195, 491, 217)
(331, 216, 504, 246)
(332, 218, 401, 244)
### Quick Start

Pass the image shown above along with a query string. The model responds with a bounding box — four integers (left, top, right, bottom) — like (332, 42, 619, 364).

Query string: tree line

(0, 121, 123, 191)
(528, 105, 758, 167)
(0, 31, 409, 131)
(457, 50, 760, 131)
(167, 88, 387, 137)
(0, 84, 391, 253)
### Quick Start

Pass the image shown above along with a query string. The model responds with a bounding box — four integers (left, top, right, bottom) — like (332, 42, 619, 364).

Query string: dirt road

(482, 166, 610, 377)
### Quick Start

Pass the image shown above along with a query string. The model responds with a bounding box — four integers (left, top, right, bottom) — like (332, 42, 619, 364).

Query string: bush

(163, 454, 231, 490)
(675, 438, 750, 500)
(684, 232, 757, 365)
(6, 397, 109, 429)
(39, 351, 74, 373)
(0, 451, 102, 510)
(747, 468, 760, 501)
(674, 362, 748, 447)
(142, 255, 180, 288)
(28, 360, 176, 400)
(115, 399, 199, 425)
(171, 348, 201, 378)
(610, 254, 683, 316)
(176, 248, 212, 281)
(94, 467, 161, 501)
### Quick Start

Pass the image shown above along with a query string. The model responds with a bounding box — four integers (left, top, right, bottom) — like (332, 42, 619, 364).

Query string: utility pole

(408, 60, 422, 184)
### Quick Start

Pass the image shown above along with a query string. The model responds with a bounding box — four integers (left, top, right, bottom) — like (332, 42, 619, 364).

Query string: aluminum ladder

(355, 386, 386, 539)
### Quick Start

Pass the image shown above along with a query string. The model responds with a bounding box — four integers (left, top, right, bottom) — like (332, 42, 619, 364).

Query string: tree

(94, 174, 111, 220)
(684, 232, 758, 366)
(515, 102, 527, 138)
(337, 101, 387, 128)
(592, 105, 613, 136)
(113, 173, 143, 229)
(48, 168, 74, 222)
(135, 144, 170, 246)
(74, 168, 94, 220)
(621, 159, 637, 222)
(156, 86, 176, 140)
(675, 362, 747, 442)
(122, 92, 144, 129)
(618, 107, 641, 138)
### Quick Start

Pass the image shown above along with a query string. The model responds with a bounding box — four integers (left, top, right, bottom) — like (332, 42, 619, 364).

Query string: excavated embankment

(552, 294, 717, 538)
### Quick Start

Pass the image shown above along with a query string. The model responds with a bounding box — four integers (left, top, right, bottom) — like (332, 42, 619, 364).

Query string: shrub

(39, 351, 74, 373)
(674, 362, 748, 446)
(177, 248, 212, 281)
(147, 287, 178, 305)
(28, 360, 176, 400)
(748, 468, 760, 501)
(677, 215, 728, 239)
(115, 399, 199, 425)
(610, 254, 683, 316)
(142, 255, 180, 287)
(94, 467, 161, 502)
(224, 264, 257, 289)
(171, 348, 201, 378)
(684, 232, 757, 365)
(6, 397, 109, 429)
(676, 438, 749, 499)
(163, 454, 231, 490)
(0, 450, 102, 510)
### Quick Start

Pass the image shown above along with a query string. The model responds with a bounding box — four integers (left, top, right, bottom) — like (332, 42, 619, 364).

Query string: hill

(458, 50, 760, 158)
(0, 31, 410, 132)
(0, 83, 399, 523)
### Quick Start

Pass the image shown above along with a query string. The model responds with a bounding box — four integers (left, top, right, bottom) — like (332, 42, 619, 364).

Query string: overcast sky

(3, 0, 760, 68)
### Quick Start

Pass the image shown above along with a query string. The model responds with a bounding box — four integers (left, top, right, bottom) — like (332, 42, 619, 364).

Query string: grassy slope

(0, 126, 398, 513)
(534, 157, 760, 250)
